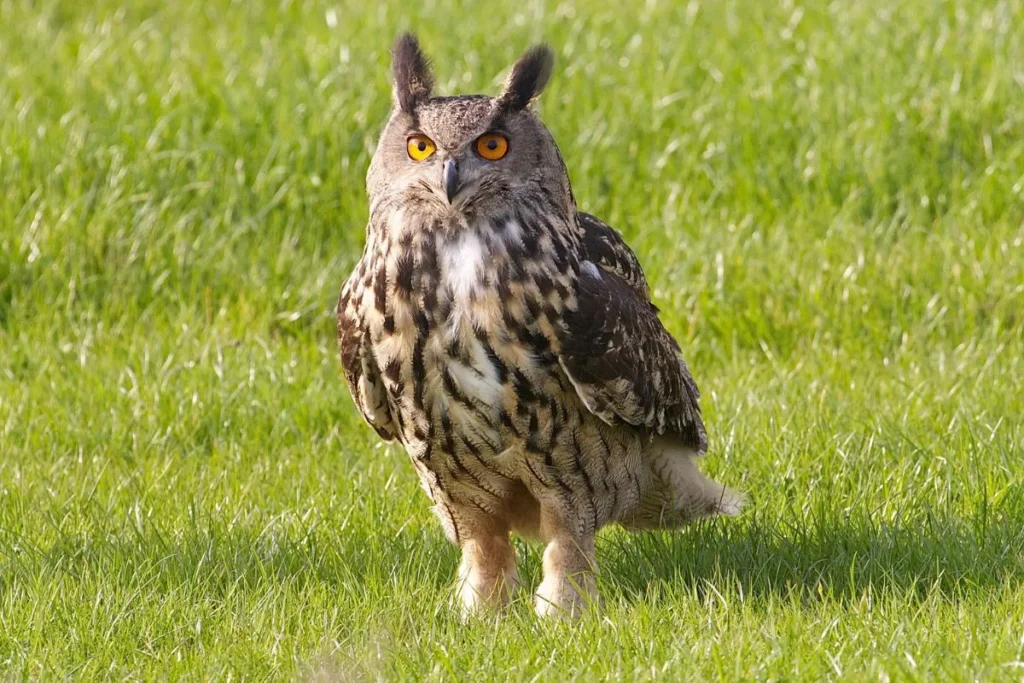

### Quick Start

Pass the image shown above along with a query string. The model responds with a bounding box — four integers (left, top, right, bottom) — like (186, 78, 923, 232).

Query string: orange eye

(407, 135, 436, 161)
(475, 133, 509, 160)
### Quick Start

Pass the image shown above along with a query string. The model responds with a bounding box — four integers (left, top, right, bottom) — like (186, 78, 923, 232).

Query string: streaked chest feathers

(366, 215, 562, 455)
(435, 228, 506, 408)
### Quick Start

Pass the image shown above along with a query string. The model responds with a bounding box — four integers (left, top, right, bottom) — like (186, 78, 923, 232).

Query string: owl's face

(367, 36, 572, 225)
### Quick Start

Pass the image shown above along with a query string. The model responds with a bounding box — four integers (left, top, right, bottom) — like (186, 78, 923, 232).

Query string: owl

(337, 34, 742, 617)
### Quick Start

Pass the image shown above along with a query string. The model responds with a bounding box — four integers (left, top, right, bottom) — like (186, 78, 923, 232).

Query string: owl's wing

(558, 242, 707, 453)
(337, 282, 399, 442)
(577, 212, 651, 301)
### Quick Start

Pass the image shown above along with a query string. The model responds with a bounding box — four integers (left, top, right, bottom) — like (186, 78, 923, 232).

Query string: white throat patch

(441, 230, 486, 304)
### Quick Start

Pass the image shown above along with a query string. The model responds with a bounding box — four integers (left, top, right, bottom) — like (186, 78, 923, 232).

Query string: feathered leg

(534, 509, 598, 618)
(456, 533, 518, 615)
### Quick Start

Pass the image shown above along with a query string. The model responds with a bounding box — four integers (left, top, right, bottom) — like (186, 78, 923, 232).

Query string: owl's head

(367, 34, 572, 225)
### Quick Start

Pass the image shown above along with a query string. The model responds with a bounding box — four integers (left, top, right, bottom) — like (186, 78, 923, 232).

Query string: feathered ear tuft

(496, 44, 554, 111)
(391, 33, 434, 113)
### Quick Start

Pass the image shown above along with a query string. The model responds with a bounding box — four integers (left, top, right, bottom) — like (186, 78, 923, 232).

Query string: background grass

(2, 0, 1023, 679)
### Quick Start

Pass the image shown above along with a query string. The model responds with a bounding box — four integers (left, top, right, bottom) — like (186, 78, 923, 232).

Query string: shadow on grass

(598, 499, 1024, 603)
(8, 494, 1022, 609)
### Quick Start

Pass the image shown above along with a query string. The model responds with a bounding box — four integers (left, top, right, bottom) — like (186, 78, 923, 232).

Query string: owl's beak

(443, 159, 460, 203)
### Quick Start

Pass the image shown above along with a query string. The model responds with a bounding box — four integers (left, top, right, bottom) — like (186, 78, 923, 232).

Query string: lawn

(1, 0, 1023, 679)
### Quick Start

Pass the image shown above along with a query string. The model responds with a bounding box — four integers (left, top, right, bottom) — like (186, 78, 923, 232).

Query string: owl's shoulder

(576, 212, 651, 301)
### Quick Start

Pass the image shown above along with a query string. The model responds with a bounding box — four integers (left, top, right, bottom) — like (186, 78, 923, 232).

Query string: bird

(337, 34, 742, 617)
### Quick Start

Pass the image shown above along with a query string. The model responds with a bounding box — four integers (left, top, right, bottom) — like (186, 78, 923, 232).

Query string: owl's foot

(456, 535, 518, 617)
(534, 535, 599, 618)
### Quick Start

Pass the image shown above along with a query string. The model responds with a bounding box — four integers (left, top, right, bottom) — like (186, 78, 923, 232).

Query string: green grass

(1, 0, 1023, 679)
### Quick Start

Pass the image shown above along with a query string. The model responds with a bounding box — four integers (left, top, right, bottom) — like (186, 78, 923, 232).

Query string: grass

(1, 0, 1023, 678)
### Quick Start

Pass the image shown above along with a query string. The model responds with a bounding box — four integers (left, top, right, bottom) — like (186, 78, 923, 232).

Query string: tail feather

(624, 439, 744, 529)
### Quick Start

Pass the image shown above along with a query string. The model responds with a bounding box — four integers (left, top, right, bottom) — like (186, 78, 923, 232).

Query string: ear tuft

(392, 33, 434, 113)
(497, 44, 554, 111)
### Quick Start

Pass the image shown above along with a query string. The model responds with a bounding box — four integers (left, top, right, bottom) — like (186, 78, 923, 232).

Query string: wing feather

(337, 282, 398, 442)
(577, 212, 651, 300)
(559, 215, 707, 452)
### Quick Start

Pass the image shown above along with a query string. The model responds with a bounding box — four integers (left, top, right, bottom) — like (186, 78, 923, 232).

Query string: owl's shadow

(594, 507, 1024, 604)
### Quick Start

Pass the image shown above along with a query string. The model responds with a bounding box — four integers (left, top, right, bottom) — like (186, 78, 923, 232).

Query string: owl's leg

(534, 512, 599, 618)
(456, 532, 518, 616)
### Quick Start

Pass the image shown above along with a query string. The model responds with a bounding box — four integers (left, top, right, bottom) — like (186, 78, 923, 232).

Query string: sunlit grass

(1, 0, 1023, 679)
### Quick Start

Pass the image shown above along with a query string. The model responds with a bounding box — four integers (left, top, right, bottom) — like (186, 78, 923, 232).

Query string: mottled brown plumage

(337, 34, 741, 617)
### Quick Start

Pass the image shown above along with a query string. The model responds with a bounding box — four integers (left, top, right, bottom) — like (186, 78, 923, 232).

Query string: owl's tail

(624, 439, 744, 530)
(658, 445, 745, 518)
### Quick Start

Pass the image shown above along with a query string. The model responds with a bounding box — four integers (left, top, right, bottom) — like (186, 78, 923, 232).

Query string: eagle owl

(337, 34, 742, 617)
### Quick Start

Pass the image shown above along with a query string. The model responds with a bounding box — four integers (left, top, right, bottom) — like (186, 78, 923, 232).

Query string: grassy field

(2, 0, 1023, 679)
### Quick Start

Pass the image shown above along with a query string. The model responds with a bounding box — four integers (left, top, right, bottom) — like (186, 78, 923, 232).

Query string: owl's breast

(370, 215, 567, 450)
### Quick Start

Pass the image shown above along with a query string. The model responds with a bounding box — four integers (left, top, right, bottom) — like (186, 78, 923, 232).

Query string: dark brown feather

(497, 44, 554, 112)
(337, 284, 398, 441)
(392, 33, 434, 113)
(558, 256, 707, 453)
(577, 212, 651, 300)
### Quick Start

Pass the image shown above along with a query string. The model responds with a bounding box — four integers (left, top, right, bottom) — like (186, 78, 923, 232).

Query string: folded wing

(337, 285, 398, 442)
(558, 214, 707, 452)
